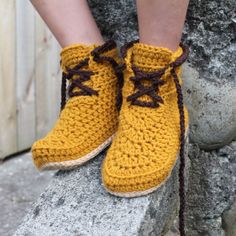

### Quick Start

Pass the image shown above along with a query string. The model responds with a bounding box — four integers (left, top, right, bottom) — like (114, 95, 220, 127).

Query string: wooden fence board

(16, 1, 36, 150)
(0, 0, 17, 159)
(35, 15, 61, 140)
(0, 2, 61, 159)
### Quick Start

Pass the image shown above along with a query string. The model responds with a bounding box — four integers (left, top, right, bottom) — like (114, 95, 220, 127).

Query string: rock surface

(0, 152, 53, 236)
(14, 151, 183, 236)
(88, 0, 138, 44)
(186, 141, 236, 236)
(222, 199, 236, 236)
(182, 0, 236, 149)
(182, 64, 236, 150)
(183, 0, 236, 84)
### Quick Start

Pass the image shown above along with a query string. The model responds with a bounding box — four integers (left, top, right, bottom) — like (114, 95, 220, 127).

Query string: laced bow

(120, 41, 189, 236)
(60, 40, 122, 111)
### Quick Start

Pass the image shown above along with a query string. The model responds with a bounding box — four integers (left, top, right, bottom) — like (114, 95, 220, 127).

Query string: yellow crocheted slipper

(102, 41, 189, 197)
(32, 40, 120, 171)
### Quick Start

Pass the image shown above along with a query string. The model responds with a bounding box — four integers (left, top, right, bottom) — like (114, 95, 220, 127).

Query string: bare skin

(30, 0, 104, 47)
(136, 0, 189, 51)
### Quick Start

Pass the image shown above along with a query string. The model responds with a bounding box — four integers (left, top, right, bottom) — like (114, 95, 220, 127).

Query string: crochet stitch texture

(102, 42, 189, 195)
(32, 41, 120, 170)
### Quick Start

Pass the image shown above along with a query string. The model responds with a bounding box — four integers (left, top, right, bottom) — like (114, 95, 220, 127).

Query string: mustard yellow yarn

(102, 43, 189, 194)
(32, 43, 119, 170)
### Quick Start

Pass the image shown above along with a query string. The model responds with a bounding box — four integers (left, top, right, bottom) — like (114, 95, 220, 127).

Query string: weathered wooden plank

(0, 0, 17, 159)
(16, 0, 36, 150)
(46, 35, 61, 131)
(35, 14, 61, 140)
(0, 2, 61, 159)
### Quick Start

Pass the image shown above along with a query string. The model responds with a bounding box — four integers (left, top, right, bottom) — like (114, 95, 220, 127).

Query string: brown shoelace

(60, 40, 122, 111)
(120, 41, 189, 236)
(127, 65, 166, 107)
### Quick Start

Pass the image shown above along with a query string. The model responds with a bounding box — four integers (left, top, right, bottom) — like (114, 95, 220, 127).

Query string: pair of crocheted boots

(32, 40, 189, 197)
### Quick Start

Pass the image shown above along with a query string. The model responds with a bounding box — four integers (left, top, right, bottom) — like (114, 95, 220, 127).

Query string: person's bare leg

(30, 0, 104, 47)
(136, 0, 189, 51)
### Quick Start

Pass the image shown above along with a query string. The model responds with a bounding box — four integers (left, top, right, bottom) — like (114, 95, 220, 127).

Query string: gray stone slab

(182, 64, 236, 150)
(223, 199, 236, 236)
(14, 150, 182, 236)
(0, 152, 53, 236)
(186, 141, 236, 236)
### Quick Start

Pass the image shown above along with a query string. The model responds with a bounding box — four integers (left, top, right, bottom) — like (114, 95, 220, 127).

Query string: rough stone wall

(183, 1, 236, 84)
(186, 142, 236, 236)
(183, 0, 236, 150)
